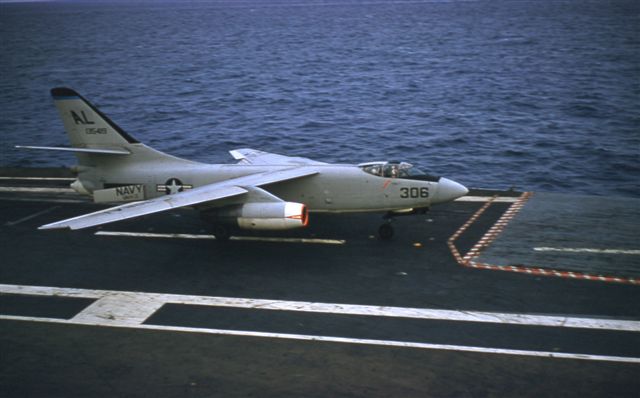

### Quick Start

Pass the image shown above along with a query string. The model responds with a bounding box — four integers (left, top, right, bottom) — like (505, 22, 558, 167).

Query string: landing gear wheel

(212, 225, 231, 242)
(378, 223, 394, 240)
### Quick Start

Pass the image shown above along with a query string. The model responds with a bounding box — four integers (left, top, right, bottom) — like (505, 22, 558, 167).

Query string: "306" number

(400, 187, 429, 199)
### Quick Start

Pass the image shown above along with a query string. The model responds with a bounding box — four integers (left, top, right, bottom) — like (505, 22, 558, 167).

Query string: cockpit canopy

(358, 161, 440, 181)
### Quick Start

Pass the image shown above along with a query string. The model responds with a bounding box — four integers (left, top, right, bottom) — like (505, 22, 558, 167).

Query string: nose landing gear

(378, 212, 395, 240)
(377, 207, 430, 240)
(378, 222, 394, 240)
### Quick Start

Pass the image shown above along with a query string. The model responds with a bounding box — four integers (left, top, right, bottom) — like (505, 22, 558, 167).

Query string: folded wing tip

(229, 149, 244, 160)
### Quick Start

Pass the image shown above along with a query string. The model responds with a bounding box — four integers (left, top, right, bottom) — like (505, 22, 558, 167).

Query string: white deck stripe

(1, 315, 638, 364)
(0, 187, 75, 193)
(95, 231, 346, 245)
(71, 293, 166, 325)
(534, 247, 640, 255)
(1, 284, 638, 332)
(0, 177, 75, 181)
(0, 197, 86, 204)
(456, 196, 518, 203)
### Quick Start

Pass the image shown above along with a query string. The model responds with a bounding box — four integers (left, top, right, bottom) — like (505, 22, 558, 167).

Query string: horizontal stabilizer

(16, 145, 130, 155)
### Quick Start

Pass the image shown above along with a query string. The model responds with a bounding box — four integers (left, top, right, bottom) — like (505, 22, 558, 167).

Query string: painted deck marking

(448, 193, 640, 286)
(2, 284, 639, 363)
(0, 177, 75, 181)
(2, 315, 638, 364)
(534, 247, 640, 255)
(4, 206, 60, 226)
(0, 197, 86, 204)
(71, 293, 165, 325)
(95, 231, 346, 245)
(0, 187, 75, 194)
(1, 284, 638, 332)
(456, 196, 518, 203)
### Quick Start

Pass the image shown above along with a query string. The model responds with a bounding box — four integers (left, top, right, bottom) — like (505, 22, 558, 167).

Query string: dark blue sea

(1, 0, 639, 197)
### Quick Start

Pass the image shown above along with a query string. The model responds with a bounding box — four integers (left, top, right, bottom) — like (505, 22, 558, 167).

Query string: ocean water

(1, 0, 638, 197)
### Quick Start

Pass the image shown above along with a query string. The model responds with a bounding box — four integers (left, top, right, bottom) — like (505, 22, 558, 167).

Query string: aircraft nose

(434, 178, 469, 203)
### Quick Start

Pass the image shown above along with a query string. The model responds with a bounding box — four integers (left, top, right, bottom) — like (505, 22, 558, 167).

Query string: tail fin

(51, 87, 192, 166)
(51, 87, 139, 148)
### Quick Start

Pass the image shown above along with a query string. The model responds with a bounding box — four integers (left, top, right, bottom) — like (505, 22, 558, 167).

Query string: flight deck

(1, 168, 639, 397)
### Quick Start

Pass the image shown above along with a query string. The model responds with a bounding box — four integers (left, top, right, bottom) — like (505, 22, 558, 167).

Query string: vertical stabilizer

(51, 87, 139, 149)
(50, 87, 194, 167)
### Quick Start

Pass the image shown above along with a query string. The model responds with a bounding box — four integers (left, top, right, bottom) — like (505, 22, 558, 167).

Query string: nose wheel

(378, 217, 395, 240)
(378, 223, 394, 240)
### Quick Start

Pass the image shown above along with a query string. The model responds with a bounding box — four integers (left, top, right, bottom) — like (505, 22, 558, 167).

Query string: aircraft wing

(39, 167, 319, 230)
(229, 148, 328, 165)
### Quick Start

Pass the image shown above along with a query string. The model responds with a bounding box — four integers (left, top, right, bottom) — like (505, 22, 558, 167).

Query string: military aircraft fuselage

(77, 162, 450, 213)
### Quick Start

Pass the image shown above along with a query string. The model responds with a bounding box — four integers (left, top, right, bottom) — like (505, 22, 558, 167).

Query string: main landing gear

(212, 224, 231, 241)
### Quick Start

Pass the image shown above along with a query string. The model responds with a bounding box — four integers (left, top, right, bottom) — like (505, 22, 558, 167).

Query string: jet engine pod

(217, 202, 309, 230)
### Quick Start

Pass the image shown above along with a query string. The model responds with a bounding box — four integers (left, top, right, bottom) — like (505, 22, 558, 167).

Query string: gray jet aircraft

(18, 88, 468, 240)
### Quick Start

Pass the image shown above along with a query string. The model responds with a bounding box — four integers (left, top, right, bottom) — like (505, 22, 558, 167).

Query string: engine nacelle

(216, 202, 309, 230)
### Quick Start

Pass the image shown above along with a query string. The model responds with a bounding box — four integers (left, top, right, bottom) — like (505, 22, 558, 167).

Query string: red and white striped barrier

(448, 192, 640, 286)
